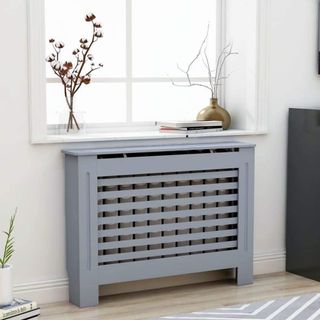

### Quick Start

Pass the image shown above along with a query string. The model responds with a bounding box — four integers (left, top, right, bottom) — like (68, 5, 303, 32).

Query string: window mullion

(46, 77, 213, 83)
(126, 0, 133, 123)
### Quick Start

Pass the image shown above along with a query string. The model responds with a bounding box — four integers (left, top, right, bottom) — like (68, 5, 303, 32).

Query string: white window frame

(28, 0, 269, 144)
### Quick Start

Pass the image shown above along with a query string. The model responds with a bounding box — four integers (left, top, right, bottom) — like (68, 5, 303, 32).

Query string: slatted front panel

(97, 168, 239, 265)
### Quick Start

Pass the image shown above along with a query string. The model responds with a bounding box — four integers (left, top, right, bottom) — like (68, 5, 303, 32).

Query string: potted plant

(0, 213, 16, 307)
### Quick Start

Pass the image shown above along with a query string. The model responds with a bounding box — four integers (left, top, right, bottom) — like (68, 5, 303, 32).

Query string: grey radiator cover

(63, 141, 255, 307)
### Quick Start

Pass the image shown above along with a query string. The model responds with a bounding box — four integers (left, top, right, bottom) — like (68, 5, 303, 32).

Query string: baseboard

(253, 250, 286, 275)
(13, 251, 286, 304)
(13, 278, 68, 304)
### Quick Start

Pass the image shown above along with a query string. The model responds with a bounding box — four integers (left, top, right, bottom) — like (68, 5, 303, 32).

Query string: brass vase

(196, 98, 231, 130)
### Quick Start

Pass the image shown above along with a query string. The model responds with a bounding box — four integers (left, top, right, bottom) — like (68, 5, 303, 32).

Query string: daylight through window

(45, 0, 219, 126)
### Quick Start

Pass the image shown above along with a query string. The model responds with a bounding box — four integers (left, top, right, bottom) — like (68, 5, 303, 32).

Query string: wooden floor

(40, 273, 320, 320)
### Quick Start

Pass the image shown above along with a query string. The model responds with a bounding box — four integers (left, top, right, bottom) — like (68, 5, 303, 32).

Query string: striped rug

(156, 293, 320, 320)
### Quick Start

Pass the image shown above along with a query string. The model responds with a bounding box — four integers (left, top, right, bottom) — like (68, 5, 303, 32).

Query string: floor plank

(39, 273, 320, 320)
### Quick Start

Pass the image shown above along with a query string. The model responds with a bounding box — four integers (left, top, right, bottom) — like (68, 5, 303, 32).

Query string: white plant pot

(0, 265, 13, 307)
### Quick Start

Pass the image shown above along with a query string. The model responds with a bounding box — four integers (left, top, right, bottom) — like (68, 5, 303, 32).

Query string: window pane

(132, 83, 211, 122)
(132, 0, 217, 78)
(45, 0, 126, 77)
(46, 83, 127, 124)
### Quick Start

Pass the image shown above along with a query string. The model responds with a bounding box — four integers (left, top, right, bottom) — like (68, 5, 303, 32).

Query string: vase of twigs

(46, 13, 104, 133)
(0, 213, 16, 307)
(171, 24, 237, 130)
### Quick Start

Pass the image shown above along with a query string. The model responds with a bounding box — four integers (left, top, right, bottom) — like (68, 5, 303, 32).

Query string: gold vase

(196, 98, 231, 130)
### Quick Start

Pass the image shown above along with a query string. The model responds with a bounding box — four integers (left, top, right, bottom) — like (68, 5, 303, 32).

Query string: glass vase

(57, 110, 86, 135)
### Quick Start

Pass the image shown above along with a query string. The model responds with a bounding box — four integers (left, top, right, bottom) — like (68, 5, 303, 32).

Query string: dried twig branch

(203, 46, 214, 92)
(213, 44, 238, 97)
(171, 24, 238, 99)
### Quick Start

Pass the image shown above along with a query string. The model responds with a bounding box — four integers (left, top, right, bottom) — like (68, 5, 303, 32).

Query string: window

(28, 0, 269, 142)
(45, 0, 219, 126)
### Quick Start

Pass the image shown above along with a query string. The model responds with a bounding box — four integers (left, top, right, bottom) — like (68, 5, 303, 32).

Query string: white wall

(1, 0, 320, 303)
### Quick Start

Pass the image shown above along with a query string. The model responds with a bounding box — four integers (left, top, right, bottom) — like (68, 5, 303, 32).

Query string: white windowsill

(31, 129, 267, 144)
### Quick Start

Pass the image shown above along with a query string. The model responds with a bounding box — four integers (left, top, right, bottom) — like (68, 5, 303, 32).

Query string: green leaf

(1, 210, 17, 267)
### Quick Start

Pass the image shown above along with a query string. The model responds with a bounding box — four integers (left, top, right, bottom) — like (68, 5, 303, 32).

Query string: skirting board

(14, 251, 286, 305)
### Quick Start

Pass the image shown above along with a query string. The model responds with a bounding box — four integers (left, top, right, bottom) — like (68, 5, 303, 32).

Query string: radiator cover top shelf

(63, 141, 255, 156)
(63, 141, 255, 307)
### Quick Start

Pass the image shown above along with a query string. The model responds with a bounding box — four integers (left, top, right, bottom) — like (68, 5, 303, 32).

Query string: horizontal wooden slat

(98, 205, 238, 225)
(97, 170, 238, 187)
(98, 229, 238, 250)
(98, 217, 238, 237)
(96, 153, 244, 177)
(98, 182, 238, 200)
(98, 241, 238, 263)
(98, 194, 238, 212)
(64, 142, 252, 156)
(98, 250, 241, 284)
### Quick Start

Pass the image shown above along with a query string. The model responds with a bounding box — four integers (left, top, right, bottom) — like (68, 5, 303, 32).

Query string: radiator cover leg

(237, 263, 253, 285)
